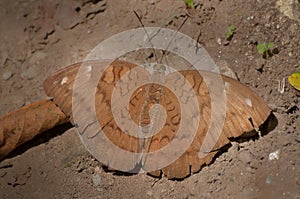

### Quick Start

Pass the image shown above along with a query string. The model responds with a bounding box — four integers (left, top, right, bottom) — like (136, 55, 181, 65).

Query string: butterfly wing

(142, 70, 270, 179)
(44, 60, 143, 171)
(44, 61, 271, 179)
(44, 62, 81, 121)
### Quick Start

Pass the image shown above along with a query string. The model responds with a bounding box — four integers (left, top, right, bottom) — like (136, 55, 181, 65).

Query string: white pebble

(269, 150, 280, 161)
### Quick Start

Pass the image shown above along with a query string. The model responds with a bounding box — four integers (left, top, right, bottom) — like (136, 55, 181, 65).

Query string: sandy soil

(0, 0, 299, 198)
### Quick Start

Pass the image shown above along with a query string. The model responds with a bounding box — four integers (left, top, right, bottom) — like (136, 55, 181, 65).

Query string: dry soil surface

(0, 0, 299, 198)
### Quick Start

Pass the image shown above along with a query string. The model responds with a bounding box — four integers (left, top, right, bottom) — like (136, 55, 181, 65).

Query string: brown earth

(0, 0, 299, 198)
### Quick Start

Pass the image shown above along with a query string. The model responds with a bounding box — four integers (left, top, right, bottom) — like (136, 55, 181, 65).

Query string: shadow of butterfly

(44, 60, 274, 179)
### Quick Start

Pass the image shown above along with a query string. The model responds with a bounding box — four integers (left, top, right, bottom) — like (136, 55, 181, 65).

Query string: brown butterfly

(43, 59, 271, 179)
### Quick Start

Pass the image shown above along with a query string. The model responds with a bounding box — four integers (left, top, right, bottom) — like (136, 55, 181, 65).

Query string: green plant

(226, 25, 236, 41)
(257, 42, 274, 58)
(183, 0, 194, 9)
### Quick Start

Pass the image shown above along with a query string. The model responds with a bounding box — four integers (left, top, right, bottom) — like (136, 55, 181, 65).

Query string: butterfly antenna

(133, 11, 159, 62)
(159, 15, 189, 64)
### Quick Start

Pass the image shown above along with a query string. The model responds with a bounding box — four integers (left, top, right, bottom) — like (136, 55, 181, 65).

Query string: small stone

(11, 81, 22, 89)
(268, 150, 280, 161)
(92, 174, 101, 186)
(265, 176, 271, 184)
(182, 193, 189, 199)
(108, 179, 114, 186)
(148, 0, 159, 4)
(0, 50, 8, 67)
(146, 190, 153, 197)
(54, 1, 81, 29)
(11, 95, 25, 107)
(1, 70, 13, 81)
(29, 52, 47, 64)
(246, 166, 255, 173)
(237, 150, 253, 164)
(255, 59, 266, 71)
(222, 40, 230, 46)
(94, 166, 100, 172)
(247, 16, 254, 20)
(21, 65, 40, 80)
(217, 38, 222, 45)
(228, 142, 239, 153)
(276, 0, 300, 22)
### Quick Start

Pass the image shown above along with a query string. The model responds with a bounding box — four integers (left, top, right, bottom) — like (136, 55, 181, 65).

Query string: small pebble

(268, 150, 280, 161)
(247, 16, 254, 20)
(265, 176, 271, 184)
(11, 81, 22, 89)
(94, 166, 100, 172)
(217, 38, 222, 45)
(146, 190, 153, 197)
(29, 51, 47, 64)
(21, 66, 40, 80)
(92, 174, 101, 186)
(108, 180, 114, 186)
(1, 70, 13, 81)
(255, 58, 266, 70)
(237, 150, 253, 164)
(246, 166, 255, 173)
(11, 95, 25, 107)
(0, 53, 8, 67)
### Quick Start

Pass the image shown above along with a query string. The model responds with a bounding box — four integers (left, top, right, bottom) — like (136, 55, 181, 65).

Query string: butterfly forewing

(44, 62, 81, 121)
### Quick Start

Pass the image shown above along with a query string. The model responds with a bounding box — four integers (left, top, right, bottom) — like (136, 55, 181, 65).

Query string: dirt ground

(0, 0, 299, 198)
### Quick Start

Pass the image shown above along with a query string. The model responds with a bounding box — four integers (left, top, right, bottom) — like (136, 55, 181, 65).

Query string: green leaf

(268, 42, 274, 49)
(226, 25, 236, 40)
(228, 25, 236, 32)
(257, 42, 275, 59)
(257, 43, 267, 55)
(183, 0, 194, 9)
